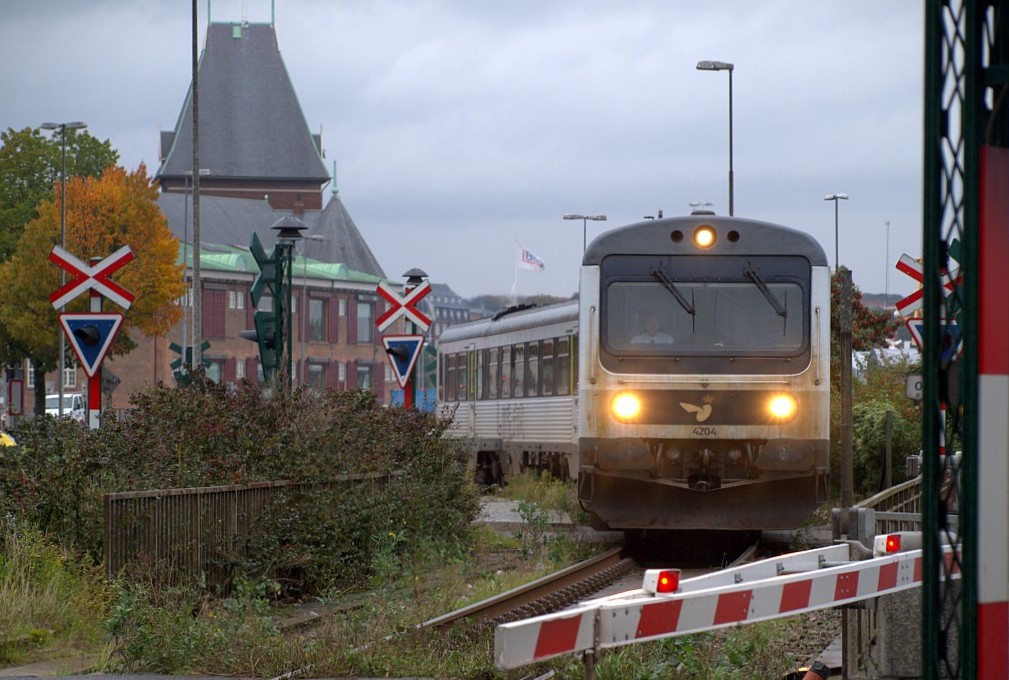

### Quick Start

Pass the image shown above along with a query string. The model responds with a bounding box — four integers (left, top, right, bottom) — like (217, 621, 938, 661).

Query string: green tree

(0, 127, 118, 262)
(829, 267, 910, 498)
(0, 165, 185, 416)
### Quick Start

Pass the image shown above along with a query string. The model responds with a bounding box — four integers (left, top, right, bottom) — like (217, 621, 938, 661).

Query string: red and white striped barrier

(495, 542, 959, 671)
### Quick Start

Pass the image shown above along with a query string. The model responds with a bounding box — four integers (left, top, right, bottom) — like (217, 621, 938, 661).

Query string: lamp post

(181, 169, 210, 373)
(40, 121, 87, 418)
(696, 60, 734, 216)
(299, 234, 326, 386)
(563, 214, 607, 252)
(824, 193, 849, 272)
(271, 216, 306, 390)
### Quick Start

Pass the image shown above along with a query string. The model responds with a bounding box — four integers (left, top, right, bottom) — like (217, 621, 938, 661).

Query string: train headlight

(767, 393, 799, 421)
(693, 225, 717, 249)
(611, 392, 642, 421)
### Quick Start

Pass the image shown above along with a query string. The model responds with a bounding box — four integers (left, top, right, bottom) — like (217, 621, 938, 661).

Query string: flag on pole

(516, 242, 545, 271)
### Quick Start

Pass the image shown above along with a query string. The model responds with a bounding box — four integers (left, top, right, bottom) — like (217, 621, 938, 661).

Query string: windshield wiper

(651, 267, 695, 316)
(744, 266, 787, 318)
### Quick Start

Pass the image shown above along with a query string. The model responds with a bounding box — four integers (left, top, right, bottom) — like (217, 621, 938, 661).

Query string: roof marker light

(643, 568, 680, 595)
(693, 225, 716, 249)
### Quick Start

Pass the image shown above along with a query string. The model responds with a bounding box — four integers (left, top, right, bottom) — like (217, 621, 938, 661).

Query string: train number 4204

(692, 426, 718, 436)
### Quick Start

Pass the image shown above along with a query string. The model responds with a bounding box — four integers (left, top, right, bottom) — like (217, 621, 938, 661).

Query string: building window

(228, 290, 245, 310)
(339, 299, 347, 316)
(25, 360, 34, 388)
(338, 362, 346, 382)
(308, 363, 326, 389)
(358, 365, 372, 390)
(64, 366, 77, 389)
(236, 360, 246, 381)
(206, 360, 223, 384)
(309, 298, 326, 341)
(357, 302, 373, 343)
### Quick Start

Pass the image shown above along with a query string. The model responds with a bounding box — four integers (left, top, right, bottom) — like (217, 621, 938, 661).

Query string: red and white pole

(88, 257, 102, 429)
(977, 146, 1009, 675)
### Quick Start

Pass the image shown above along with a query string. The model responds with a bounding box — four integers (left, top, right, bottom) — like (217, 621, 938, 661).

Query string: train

(436, 212, 830, 532)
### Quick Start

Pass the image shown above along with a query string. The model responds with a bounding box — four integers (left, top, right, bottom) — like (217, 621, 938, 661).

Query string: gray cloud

(3, 0, 923, 299)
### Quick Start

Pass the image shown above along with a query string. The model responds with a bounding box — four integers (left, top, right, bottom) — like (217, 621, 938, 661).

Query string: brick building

(21, 18, 407, 415)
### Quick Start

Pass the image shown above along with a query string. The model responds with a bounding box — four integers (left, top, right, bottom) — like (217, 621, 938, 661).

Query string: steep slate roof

(304, 192, 387, 279)
(157, 22, 329, 184)
(158, 191, 321, 250)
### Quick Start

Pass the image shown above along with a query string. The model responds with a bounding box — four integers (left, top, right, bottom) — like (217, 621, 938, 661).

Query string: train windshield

(600, 255, 810, 373)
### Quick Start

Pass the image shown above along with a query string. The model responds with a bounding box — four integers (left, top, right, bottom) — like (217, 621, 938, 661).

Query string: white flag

(516, 242, 545, 271)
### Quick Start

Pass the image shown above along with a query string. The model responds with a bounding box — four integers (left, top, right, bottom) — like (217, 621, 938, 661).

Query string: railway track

(423, 535, 763, 632)
(422, 546, 634, 629)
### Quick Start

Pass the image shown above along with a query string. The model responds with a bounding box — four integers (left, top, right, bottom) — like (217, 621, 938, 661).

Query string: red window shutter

(202, 289, 227, 338)
(328, 359, 339, 389)
(328, 295, 340, 343)
(347, 298, 358, 344)
(224, 358, 236, 383)
(347, 361, 358, 389)
(374, 362, 385, 400)
(246, 358, 258, 384)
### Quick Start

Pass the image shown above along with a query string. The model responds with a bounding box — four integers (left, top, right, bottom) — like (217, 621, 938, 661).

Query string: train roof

(438, 299, 579, 345)
(583, 215, 828, 266)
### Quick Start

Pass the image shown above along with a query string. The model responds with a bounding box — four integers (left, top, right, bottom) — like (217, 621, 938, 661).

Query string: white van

(45, 393, 86, 422)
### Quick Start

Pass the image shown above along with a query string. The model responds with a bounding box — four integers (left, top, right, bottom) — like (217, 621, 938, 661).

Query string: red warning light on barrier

(884, 534, 902, 553)
(643, 568, 680, 595)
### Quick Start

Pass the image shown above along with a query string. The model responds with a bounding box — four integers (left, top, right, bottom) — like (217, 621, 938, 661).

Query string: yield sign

(382, 334, 425, 388)
(49, 245, 135, 310)
(375, 280, 432, 332)
(58, 313, 124, 377)
(905, 318, 962, 362)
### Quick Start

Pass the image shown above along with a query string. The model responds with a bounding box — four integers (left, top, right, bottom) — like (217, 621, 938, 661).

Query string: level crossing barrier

(495, 537, 959, 672)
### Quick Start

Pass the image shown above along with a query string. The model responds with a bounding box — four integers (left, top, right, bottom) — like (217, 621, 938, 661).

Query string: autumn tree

(0, 127, 118, 262)
(0, 165, 185, 415)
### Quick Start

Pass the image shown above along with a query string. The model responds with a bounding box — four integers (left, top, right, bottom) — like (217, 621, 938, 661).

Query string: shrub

(1, 375, 478, 592)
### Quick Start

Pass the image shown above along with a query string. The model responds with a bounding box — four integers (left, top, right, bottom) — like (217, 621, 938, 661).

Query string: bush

(1, 375, 478, 592)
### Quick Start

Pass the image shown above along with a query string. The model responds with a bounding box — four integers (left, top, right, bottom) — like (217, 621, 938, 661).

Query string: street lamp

(563, 214, 607, 252)
(271, 216, 307, 390)
(696, 60, 734, 216)
(299, 234, 326, 386)
(40, 121, 87, 418)
(181, 169, 210, 373)
(824, 193, 849, 272)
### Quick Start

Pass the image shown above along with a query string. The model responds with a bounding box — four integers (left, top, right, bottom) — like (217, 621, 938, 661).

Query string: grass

(0, 518, 111, 666)
(2, 475, 832, 678)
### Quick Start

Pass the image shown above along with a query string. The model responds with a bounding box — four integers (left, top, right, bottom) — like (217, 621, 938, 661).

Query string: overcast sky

(3, 1, 924, 301)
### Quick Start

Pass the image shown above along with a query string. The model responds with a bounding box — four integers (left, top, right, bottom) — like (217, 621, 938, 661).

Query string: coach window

(488, 347, 499, 399)
(541, 339, 555, 396)
(441, 355, 453, 401)
(458, 352, 469, 401)
(513, 344, 525, 396)
(477, 350, 487, 399)
(556, 337, 571, 396)
(525, 342, 539, 397)
(500, 346, 512, 399)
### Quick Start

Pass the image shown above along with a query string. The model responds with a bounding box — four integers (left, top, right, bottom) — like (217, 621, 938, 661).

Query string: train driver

(630, 314, 673, 344)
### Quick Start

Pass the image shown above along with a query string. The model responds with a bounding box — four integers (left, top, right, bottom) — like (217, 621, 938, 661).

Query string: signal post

(49, 245, 134, 428)
(376, 269, 431, 408)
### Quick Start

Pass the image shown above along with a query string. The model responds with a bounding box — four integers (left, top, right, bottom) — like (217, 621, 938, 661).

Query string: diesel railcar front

(576, 215, 830, 531)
